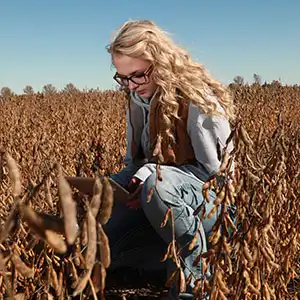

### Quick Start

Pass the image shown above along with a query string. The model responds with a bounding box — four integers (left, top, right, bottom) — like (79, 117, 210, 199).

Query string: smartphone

(65, 176, 129, 202)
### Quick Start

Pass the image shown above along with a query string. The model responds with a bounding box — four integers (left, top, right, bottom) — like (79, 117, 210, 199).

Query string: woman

(105, 19, 235, 299)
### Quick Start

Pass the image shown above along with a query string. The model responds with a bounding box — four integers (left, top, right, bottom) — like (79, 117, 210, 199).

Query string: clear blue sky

(1, 0, 299, 93)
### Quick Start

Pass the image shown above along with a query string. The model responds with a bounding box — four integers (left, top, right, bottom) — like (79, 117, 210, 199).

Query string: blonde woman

(105, 19, 235, 299)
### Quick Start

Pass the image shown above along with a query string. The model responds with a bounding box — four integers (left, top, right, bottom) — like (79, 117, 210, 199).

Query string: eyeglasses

(113, 64, 154, 87)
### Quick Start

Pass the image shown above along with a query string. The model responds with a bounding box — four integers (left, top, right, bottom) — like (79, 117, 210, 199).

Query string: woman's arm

(110, 109, 140, 187)
(187, 101, 234, 177)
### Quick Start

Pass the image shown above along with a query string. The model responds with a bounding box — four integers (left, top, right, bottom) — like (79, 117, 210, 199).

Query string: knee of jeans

(141, 172, 157, 203)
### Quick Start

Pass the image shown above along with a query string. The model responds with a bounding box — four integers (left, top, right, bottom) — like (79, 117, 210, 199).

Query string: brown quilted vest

(128, 93, 196, 166)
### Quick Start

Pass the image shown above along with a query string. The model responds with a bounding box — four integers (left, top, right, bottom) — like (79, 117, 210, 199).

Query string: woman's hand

(126, 177, 143, 208)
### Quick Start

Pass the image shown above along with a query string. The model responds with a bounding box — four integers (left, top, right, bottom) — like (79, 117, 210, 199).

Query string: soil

(105, 268, 168, 299)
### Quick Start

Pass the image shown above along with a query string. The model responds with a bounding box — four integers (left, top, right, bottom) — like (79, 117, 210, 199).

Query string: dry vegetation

(0, 83, 299, 299)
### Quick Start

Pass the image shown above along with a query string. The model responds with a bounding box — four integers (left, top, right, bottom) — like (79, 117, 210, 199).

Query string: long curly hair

(107, 19, 236, 142)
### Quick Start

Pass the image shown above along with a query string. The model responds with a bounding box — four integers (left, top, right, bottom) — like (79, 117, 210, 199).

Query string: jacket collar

(130, 91, 150, 107)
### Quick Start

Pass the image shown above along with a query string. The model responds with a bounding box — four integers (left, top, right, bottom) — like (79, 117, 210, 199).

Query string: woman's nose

(128, 80, 138, 90)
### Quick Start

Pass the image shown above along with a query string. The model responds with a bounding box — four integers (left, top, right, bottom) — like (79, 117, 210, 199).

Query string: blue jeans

(105, 165, 222, 299)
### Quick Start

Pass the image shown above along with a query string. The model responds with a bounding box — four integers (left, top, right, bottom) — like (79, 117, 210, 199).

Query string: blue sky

(1, 0, 299, 93)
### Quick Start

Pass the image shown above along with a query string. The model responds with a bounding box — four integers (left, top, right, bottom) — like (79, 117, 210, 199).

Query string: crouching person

(104, 19, 235, 299)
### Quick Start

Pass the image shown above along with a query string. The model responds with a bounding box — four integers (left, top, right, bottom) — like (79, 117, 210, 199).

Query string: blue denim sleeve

(110, 162, 140, 188)
(110, 107, 141, 188)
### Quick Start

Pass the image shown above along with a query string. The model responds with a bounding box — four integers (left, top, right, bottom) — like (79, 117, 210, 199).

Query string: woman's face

(112, 54, 157, 99)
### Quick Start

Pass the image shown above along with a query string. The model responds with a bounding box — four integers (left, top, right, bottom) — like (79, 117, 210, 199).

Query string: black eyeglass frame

(113, 64, 154, 87)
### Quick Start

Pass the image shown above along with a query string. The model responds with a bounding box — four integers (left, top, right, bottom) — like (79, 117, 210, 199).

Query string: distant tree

(1, 87, 13, 99)
(42, 84, 57, 94)
(271, 80, 281, 87)
(233, 76, 244, 85)
(63, 82, 79, 94)
(115, 84, 129, 93)
(253, 73, 262, 85)
(23, 85, 35, 95)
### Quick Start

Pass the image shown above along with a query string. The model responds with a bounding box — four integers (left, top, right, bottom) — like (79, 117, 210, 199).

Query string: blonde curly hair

(107, 19, 235, 142)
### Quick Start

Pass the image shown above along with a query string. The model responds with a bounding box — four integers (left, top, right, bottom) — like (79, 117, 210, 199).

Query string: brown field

(0, 83, 299, 299)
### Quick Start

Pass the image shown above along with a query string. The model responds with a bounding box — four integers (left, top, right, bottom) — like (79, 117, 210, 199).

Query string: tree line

(1, 74, 298, 99)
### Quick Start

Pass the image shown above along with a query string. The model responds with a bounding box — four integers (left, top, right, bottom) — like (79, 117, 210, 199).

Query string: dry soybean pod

(98, 176, 113, 225)
(161, 242, 174, 262)
(222, 237, 231, 256)
(20, 204, 67, 254)
(4, 152, 22, 198)
(213, 184, 226, 206)
(188, 230, 199, 251)
(97, 223, 111, 268)
(44, 230, 67, 254)
(85, 207, 97, 271)
(72, 269, 92, 297)
(57, 167, 78, 245)
(41, 291, 54, 300)
(90, 176, 102, 218)
(49, 265, 59, 295)
(35, 212, 65, 234)
(81, 219, 88, 246)
(240, 125, 254, 147)
(91, 262, 102, 293)
(14, 293, 26, 300)
(95, 261, 106, 298)
(216, 272, 231, 294)
(217, 151, 230, 175)
(56, 267, 64, 297)
(192, 278, 202, 294)
(11, 250, 34, 278)
(243, 240, 253, 263)
(73, 240, 85, 268)
(160, 207, 171, 228)
(20, 203, 47, 237)
(208, 228, 221, 245)
(0, 199, 20, 243)
(165, 269, 178, 288)
(207, 205, 217, 219)
(44, 177, 53, 209)
(69, 259, 79, 288)
(216, 290, 227, 300)
(179, 268, 186, 293)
